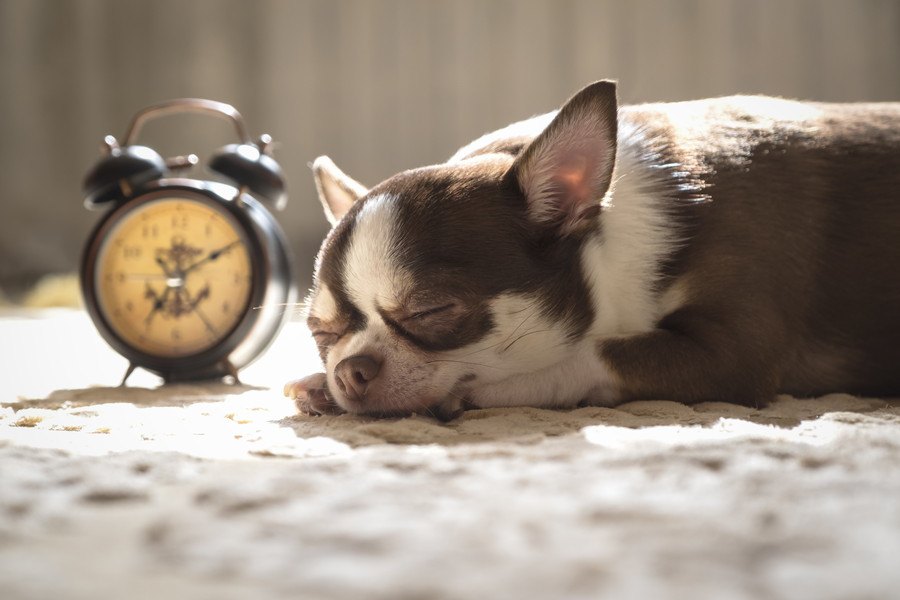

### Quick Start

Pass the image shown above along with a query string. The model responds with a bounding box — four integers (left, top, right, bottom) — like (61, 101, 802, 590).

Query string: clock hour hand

(182, 240, 242, 274)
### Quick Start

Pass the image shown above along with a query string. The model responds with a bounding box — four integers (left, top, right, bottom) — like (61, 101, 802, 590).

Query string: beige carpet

(2, 309, 900, 600)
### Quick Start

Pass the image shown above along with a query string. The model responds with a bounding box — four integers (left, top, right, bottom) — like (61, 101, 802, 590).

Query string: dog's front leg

(598, 308, 782, 407)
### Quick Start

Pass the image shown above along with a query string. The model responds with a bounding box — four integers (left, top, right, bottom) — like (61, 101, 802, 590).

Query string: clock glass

(94, 197, 253, 358)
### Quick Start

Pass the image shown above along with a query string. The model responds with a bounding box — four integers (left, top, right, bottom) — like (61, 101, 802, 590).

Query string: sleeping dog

(285, 80, 900, 420)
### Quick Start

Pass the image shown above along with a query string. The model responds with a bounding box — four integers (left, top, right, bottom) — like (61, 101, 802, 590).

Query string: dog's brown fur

(601, 97, 900, 404)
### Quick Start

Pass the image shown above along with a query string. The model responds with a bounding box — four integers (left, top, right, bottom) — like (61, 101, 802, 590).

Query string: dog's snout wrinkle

(334, 354, 382, 403)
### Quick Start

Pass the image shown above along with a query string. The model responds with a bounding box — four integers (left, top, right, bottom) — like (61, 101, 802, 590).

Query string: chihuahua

(285, 80, 900, 420)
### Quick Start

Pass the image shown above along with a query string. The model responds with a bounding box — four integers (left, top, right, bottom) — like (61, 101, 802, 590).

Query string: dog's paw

(283, 373, 344, 416)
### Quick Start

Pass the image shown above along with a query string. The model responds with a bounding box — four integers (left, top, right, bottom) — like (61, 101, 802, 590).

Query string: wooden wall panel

(2, 0, 899, 293)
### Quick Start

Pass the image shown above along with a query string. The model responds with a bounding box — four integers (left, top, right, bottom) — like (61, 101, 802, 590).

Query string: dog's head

(304, 81, 618, 417)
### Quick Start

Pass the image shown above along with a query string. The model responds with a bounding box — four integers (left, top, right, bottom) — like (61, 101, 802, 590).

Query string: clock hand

(176, 284, 218, 335)
(194, 305, 219, 336)
(182, 240, 242, 274)
(123, 273, 170, 280)
(190, 287, 219, 336)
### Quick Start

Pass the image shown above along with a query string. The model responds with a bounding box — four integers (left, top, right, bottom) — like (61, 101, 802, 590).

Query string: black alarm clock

(80, 98, 294, 384)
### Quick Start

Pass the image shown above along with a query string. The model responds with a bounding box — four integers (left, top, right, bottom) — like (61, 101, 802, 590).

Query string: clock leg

(220, 358, 241, 385)
(119, 362, 138, 387)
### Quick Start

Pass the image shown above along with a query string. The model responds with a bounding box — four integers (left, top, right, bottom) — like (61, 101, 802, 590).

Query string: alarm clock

(80, 98, 295, 384)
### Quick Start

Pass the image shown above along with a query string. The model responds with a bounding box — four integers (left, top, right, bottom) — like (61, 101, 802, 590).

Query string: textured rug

(2, 309, 900, 600)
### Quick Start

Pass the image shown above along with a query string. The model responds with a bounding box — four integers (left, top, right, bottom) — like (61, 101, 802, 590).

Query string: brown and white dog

(285, 80, 900, 420)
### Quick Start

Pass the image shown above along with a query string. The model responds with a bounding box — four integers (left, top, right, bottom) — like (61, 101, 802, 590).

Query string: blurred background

(2, 0, 899, 302)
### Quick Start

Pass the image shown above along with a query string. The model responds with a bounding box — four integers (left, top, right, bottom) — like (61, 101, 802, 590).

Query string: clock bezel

(81, 178, 293, 381)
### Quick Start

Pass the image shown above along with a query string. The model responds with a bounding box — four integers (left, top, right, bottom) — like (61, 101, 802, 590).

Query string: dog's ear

(512, 80, 618, 235)
(311, 156, 368, 226)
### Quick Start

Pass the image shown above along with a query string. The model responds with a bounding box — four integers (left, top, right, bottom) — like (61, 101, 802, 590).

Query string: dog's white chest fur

(584, 122, 680, 337)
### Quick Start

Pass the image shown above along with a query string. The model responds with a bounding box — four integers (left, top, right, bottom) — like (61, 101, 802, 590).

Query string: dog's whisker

(452, 309, 542, 359)
(453, 341, 503, 358)
(500, 307, 540, 347)
(250, 301, 311, 318)
(423, 358, 507, 370)
(502, 328, 557, 352)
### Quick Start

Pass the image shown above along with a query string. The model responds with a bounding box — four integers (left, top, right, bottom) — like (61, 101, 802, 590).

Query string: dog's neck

(579, 120, 691, 337)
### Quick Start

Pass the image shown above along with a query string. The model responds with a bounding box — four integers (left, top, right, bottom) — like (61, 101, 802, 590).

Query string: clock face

(93, 196, 254, 358)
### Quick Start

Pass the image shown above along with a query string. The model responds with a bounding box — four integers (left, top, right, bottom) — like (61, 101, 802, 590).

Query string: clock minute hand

(182, 240, 242, 274)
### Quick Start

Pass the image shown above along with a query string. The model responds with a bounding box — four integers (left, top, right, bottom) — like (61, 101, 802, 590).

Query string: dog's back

(622, 97, 900, 397)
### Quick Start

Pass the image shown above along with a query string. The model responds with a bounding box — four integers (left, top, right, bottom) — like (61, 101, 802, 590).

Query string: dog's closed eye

(311, 330, 340, 347)
(307, 316, 345, 349)
(380, 301, 470, 349)
(401, 303, 458, 323)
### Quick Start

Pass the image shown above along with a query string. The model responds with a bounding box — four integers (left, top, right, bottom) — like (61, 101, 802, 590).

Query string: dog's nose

(333, 354, 382, 403)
